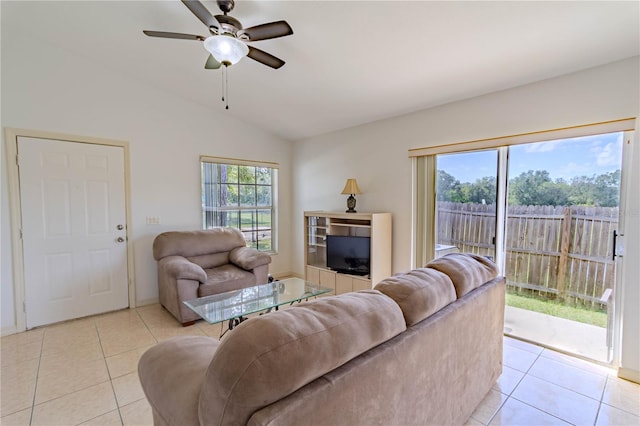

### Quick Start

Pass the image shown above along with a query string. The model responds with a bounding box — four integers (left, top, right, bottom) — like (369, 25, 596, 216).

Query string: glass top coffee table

(184, 278, 333, 335)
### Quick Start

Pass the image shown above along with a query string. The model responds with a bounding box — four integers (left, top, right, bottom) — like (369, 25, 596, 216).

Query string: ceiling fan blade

(143, 30, 205, 41)
(181, 0, 219, 29)
(205, 54, 222, 70)
(241, 21, 293, 41)
(247, 46, 285, 69)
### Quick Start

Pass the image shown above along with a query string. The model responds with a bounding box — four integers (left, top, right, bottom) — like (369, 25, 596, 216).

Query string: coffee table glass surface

(183, 278, 333, 325)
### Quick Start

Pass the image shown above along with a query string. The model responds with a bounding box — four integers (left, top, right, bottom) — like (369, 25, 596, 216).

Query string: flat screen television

(326, 235, 370, 276)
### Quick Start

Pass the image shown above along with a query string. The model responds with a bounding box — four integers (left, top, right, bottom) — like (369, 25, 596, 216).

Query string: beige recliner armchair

(152, 228, 272, 325)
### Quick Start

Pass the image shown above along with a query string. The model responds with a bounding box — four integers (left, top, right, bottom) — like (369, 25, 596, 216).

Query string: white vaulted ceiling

(2, 1, 639, 141)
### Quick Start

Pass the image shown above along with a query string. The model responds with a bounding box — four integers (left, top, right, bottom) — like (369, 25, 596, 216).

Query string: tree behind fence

(436, 202, 618, 308)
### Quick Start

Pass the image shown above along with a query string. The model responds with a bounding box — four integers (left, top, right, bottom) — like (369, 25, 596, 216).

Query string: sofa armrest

(229, 247, 272, 270)
(159, 256, 207, 282)
(139, 336, 220, 426)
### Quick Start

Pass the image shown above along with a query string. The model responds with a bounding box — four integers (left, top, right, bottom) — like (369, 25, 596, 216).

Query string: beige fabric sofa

(152, 228, 272, 325)
(139, 253, 505, 425)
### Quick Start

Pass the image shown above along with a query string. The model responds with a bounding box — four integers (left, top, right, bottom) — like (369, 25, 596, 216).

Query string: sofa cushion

(198, 264, 256, 296)
(187, 252, 230, 270)
(426, 253, 499, 298)
(375, 268, 456, 326)
(198, 290, 406, 426)
(153, 228, 246, 260)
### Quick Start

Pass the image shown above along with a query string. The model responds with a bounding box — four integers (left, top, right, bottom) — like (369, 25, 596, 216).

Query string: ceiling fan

(143, 0, 293, 70)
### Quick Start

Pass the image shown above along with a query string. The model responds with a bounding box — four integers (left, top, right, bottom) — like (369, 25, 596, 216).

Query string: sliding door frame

(410, 118, 635, 368)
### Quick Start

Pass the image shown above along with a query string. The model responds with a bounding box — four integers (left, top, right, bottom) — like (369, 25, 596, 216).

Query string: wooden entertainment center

(304, 211, 392, 294)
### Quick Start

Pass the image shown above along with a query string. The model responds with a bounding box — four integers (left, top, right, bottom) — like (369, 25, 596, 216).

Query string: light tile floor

(1, 305, 225, 426)
(1, 305, 638, 426)
(469, 337, 640, 426)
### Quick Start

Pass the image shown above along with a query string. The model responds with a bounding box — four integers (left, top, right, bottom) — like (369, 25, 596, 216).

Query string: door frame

(5, 127, 136, 332)
(612, 130, 634, 368)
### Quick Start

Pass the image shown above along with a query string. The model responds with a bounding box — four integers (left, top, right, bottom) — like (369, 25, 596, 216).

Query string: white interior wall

(1, 30, 293, 333)
(293, 57, 640, 378)
(2, 12, 638, 379)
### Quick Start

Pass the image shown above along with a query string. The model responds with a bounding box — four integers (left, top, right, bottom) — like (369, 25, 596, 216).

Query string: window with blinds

(201, 156, 278, 253)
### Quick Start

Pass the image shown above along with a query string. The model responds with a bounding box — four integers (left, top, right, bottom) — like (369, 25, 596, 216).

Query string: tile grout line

(599, 374, 609, 402)
(509, 342, 585, 425)
(26, 322, 118, 425)
(482, 364, 529, 424)
(593, 397, 603, 425)
(510, 341, 612, 396)
(507, 395, 575, 425)
(94, 318, 125, 426)
(504, 346, 610, 425)
(125, 307, 163, 424)
(485, 345, 543, 425)
(597, 380, 640, 418)
(136, 307, 162, 345)
(526, 369, 608, 403)
(485, 392, 509, 426)
(27, 330, 46, 426)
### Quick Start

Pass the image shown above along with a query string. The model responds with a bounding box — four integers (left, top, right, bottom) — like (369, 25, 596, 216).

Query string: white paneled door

(18, 137, 129, 328)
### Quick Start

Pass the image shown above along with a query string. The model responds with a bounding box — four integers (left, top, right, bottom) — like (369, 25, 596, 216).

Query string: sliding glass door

(504, 133, 623, 363)
(435, 150, 499, 260)
(423, 131, 626, 364)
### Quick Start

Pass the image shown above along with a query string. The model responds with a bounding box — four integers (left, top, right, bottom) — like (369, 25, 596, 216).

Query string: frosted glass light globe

(204, 35, 249, 65)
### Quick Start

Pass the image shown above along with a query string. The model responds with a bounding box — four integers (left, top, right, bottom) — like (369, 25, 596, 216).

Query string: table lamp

(341, 178, 361, 213)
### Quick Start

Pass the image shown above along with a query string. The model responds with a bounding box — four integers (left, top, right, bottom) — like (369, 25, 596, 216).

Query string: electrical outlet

(146, 216, 160, 225)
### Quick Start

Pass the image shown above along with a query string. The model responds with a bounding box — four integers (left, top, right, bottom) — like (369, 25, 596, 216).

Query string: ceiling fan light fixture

(204, 35, 248, 65)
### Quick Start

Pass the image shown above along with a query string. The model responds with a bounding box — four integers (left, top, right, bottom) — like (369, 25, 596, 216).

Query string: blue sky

(437, 132, 624, 183)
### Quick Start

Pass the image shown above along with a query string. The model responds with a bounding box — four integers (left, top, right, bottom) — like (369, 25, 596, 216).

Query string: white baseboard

(135, 298, 159, 307)
(273, 271, 302, 279)
(618, 367, 640, 384)
(1, 301, 160, 336)
(1, 325, 18, 337)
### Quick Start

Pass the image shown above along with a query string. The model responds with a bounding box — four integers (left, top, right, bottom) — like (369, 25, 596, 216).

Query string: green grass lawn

(506, 292, 607, 328)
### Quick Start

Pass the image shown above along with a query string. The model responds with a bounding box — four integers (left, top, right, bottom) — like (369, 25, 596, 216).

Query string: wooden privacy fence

(436, 202, 618, 308)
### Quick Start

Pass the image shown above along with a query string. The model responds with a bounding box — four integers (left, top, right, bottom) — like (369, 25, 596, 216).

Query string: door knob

(116, 237, 125, 243)
(117, 224, 124, 230)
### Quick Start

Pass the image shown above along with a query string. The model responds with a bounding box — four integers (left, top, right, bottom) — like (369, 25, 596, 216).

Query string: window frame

(200, 156, 278, 254)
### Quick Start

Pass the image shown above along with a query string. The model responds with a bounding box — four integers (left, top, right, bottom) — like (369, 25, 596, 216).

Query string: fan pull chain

(221, 66, 225, 103)
(220, 65, 230, 110)
(225, 65, 229, 110)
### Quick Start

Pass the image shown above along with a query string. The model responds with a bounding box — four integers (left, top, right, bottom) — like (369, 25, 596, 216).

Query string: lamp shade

(341, 178, 361, 195)
(203, 35, 249, 65)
